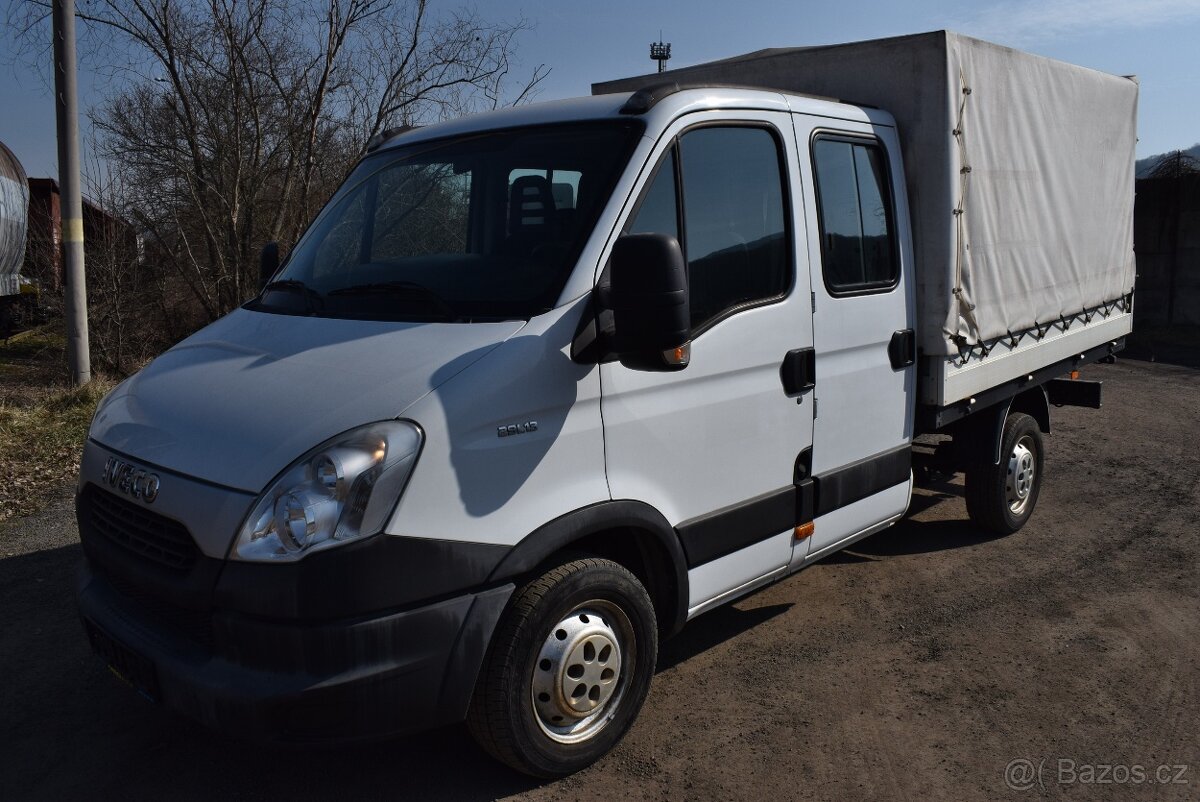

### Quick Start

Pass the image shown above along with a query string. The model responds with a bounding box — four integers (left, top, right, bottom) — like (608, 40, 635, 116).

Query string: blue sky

(3, 0, 1198, 177)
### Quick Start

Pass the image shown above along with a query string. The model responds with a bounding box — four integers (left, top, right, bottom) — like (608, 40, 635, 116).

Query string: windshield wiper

(260, 279, 324, 313)
(326, 281, 459, 320)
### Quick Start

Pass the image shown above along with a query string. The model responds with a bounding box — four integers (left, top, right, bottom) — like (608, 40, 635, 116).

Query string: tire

(965, 411, 1044, 534)
(466, 558, 658, 778)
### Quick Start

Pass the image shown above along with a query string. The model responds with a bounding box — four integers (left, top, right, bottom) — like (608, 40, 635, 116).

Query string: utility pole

(53, 0, 90, 385)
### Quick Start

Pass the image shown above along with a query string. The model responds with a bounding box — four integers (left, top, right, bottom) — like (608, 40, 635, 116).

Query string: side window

(812, 137, 898, 294)
(625, 126, 790, 333)
(627, 149, 678, 241)
(679, 127, 789, 331)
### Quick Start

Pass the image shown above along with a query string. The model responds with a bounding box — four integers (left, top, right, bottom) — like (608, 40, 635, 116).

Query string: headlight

(233, 421, 422, 562)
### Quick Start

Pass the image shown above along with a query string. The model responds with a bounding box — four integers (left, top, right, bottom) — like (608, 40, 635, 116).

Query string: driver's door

(601, 113, 815, 615)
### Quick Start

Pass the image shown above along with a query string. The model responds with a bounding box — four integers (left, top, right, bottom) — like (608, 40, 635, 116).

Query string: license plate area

(84, 619, 160, 702)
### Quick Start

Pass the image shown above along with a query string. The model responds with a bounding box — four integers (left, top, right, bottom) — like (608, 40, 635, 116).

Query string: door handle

(888, 329, 915, 370)
(781, 348, 816, 396)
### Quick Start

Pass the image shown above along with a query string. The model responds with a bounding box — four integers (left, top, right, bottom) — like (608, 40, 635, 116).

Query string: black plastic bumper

(77, 559, 513, 742)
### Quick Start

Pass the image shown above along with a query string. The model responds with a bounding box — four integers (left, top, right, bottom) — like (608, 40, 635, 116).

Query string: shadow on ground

(658, 603, 793, 672)
(820, 486, 1008, 563)
(848, 517, 1009, 558)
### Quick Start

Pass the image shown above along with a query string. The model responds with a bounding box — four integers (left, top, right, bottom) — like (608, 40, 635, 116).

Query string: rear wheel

(965, 412, 1044, 534)
(466, 557, 658, 778)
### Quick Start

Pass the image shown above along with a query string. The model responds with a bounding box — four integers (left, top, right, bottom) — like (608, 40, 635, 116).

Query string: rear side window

(812, 136, 898, 294)
(627, 125, 790, 333)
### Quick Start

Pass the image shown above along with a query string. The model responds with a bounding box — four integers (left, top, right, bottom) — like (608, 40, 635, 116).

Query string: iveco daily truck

(76, 31, 1137, 777)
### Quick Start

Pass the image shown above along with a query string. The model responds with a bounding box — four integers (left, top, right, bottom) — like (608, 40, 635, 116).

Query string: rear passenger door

(793, 117, 916, 557)
(601, 113, 815, 614)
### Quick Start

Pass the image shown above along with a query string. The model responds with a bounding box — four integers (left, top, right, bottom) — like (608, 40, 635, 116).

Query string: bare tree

(1148, 150, 1200, 179)
(9, 0, 547, 319)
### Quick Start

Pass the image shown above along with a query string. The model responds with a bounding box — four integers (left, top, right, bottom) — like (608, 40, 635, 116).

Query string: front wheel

(466, 558, 658, 778)
(965, 411, 1044, 534)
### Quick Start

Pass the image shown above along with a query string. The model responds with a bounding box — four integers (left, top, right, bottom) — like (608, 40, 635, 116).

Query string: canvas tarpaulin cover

(593, 31, 1138, 356)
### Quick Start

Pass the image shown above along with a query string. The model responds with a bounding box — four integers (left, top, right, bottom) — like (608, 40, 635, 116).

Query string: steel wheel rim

(530, 599, 633, 744)
(1006, 435, 1037, 515)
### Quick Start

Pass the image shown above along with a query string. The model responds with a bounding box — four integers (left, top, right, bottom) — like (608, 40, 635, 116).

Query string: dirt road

(1, 355, 1196, 800)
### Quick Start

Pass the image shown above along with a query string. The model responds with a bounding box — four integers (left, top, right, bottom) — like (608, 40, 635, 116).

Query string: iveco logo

(103, 457, 161, 504)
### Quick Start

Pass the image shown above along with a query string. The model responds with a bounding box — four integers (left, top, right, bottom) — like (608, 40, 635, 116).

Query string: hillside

(1136, 144, 1200, 178)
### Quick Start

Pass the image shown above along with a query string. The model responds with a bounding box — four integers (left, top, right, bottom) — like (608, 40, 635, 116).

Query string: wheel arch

(991, 387, 1050, 463)
(1010, 385, 1051, 435)
(487, 500, 689, 637)
(944, 385, 1050, 467)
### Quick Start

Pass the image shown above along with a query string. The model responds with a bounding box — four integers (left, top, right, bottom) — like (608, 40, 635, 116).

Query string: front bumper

(77, 558, 513, 742)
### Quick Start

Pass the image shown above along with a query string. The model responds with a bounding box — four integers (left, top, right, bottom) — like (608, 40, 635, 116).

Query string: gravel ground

(1, 355, 1196, 801)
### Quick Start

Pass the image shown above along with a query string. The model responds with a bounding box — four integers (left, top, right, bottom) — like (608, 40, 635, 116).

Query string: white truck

(76, 31, 1136, 777)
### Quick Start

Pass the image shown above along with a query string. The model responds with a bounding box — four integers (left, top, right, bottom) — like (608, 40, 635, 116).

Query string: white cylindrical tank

(0, 140, 29, 297)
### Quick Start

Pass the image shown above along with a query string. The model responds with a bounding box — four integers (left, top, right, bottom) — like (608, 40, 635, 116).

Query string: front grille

(102, 570, 215, 650)
(83, 485, 199, 571)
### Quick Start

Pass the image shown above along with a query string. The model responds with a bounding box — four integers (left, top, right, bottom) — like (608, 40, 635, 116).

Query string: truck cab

(76, 80, 1122, 777)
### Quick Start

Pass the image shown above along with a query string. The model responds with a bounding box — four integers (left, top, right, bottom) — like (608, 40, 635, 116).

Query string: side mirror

(609, 233, 691, 371)
(259, 241, 280, 289)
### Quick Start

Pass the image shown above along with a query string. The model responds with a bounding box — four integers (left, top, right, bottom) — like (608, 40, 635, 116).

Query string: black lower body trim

(214, 533, 511, 621)
(677, 487, 796, 568)
(814, 445, 912, 516)
(676, 445, 911, 569)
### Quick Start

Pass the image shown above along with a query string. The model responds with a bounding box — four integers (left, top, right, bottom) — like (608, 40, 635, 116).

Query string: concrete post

(53, 0, 91, 385)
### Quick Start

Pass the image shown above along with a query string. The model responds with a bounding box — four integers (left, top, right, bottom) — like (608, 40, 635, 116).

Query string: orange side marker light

(794, 521, 815, 540)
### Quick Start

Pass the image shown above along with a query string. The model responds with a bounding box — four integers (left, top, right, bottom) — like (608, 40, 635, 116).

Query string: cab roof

(374, 86, 893, 152)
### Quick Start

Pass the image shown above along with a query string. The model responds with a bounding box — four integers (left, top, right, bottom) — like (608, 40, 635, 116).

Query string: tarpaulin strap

(951, 294, 1132, 364)
(950, 68, 980, 342)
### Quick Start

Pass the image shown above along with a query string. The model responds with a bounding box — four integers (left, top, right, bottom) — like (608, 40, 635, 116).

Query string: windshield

(253, 121, 644, 322)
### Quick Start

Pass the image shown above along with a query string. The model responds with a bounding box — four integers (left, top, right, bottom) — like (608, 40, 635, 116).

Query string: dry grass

(1, 325, 116, 522)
